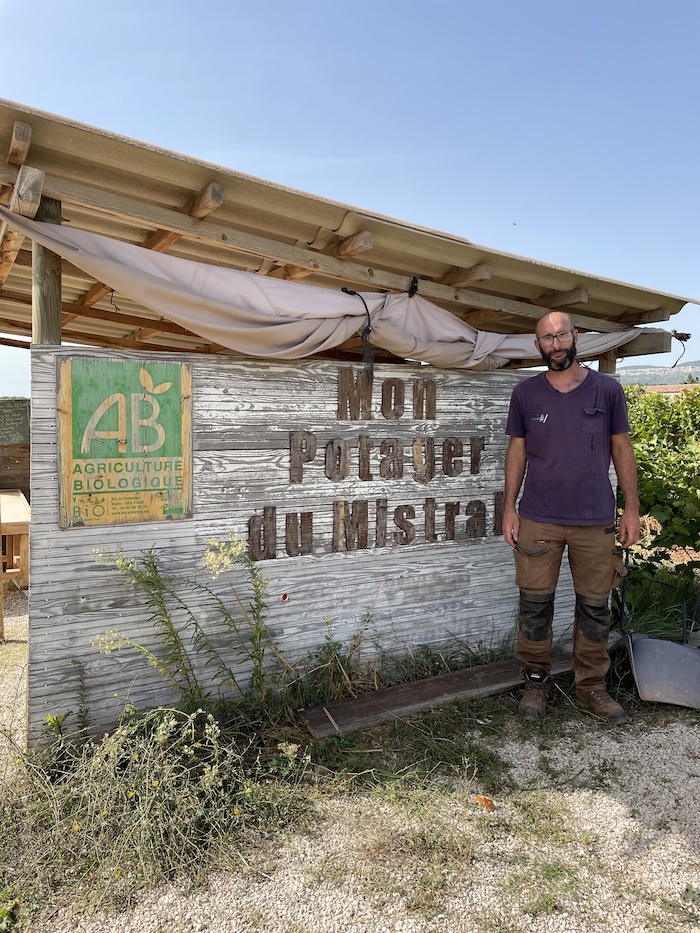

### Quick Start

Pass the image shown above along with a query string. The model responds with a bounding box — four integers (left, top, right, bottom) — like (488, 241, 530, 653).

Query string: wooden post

(0, 492, 4, 641)
(598, 350, 617, 374)
(32, 197, 62, 345)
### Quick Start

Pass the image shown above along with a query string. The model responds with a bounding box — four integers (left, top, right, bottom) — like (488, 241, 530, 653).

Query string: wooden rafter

(0, 165, 45, 286)
(534, 287, 588, 309)
(73, 181, 225, 313)
(0, 334, 30, 349)
(268, 230, 374, 281)
(7, 121, 31, 166)
(2, 287, 201, 340)
(617, 307, 671, 324)
(433, 263, 492, 288)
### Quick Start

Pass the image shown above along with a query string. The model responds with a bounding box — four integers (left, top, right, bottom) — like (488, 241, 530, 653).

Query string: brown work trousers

(513, 518, 627, 685)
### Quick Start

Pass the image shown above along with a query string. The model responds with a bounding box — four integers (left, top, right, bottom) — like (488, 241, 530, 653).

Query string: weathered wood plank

(299, 647, 574, 738)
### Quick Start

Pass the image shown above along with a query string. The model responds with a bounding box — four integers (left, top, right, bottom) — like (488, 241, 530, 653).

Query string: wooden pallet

(299, 646, 574, 739)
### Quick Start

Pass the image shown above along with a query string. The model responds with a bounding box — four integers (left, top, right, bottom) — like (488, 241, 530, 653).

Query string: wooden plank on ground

(299, 646, 574, 739)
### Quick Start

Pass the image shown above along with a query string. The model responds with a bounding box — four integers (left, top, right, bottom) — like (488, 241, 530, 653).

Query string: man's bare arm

(502, 436, 527, 547)
(611, 432, 641, 547)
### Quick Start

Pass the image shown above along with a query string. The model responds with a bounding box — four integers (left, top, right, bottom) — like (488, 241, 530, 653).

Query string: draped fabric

(0, 207, 642, 370)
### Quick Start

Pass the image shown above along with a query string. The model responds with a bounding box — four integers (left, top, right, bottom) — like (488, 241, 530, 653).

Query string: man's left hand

(618, 509, 641, 548)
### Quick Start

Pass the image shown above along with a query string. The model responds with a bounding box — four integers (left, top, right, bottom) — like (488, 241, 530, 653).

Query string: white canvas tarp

(0, 206, 642, 369)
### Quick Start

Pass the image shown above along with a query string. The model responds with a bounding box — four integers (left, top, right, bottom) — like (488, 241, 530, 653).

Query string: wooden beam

(598, 350, 617, 373)
(0, 335, 30, 349)
(61, 302, 194, 337)
(32, 197, 62, 345)
(0, 312, 32, 336)
(617, 306, 672, 325)
(0, 165, 45, 287)
(7, 122, 32, 167)
(616, 328, 672, 358)
(268, 230, 374, 281)
(75, 181, 226, 309)
(12, 246, 96, 280)
(141, 181, 225, 252)
(2, 288, 196, 339)
(534, 287, 588, 309)
(434, 263, 492, 288)
(300, 647, 574, 738)
(0, 168, 628, 332)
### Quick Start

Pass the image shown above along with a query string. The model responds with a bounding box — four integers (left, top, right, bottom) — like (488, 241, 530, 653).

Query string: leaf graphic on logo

(139, 369, 155, 393)
(151, 381, 172, 395)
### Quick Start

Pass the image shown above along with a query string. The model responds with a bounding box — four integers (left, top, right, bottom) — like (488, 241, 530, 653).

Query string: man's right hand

(502, 505, 520, 548)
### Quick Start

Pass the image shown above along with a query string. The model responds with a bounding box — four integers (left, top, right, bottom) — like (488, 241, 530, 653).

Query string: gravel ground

(2, 589, 700, 933)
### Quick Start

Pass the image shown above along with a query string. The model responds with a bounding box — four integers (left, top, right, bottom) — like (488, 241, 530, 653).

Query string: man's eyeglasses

(537, 330, 574, 347)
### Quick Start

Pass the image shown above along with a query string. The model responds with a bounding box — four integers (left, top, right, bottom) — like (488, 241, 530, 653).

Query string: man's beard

(540, 341, 577, 371)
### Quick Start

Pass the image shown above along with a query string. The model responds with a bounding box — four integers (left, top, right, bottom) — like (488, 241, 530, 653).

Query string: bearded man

(502, 311, 641, 724)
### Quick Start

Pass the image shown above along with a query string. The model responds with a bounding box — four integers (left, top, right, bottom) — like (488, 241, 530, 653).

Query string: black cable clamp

(670, 329, 691, 368)
(342, 287, 374, 382)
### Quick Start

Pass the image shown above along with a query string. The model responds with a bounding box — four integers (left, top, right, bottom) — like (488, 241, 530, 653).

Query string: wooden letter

(249, 506, 277, 560)
(381, 378, 405, 420)
(375, 497, 387, 547)
(445, 502, 461, 541)
(379, 438, 403, 479)
(465, 500, 487, 539)
(394, 505, 416, 545)
(285, 512, 313, 556)
(442, 437, 463, 477)
(333, 500, 369, 551)
(413, 378, 437, 419)
(290, 431, 317, 483)
(358, 434, 374, 480)
(325, 439, 351, 481)
(470, 436, 485, 475)
(424, 497, 437, 542)
(338, 368, 373, 420)
(412, 437, 435, 484)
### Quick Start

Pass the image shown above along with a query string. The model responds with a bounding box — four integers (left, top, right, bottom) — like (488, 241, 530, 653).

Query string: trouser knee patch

(575, 593, 610, 643)
(519, 591, 555, 642)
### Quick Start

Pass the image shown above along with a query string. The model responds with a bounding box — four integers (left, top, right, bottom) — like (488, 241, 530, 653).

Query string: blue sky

(1, 0, 698, 395)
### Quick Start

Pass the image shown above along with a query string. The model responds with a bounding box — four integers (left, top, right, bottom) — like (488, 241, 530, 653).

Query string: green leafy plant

(624, 385, 700, 555)
(94, 535, 282, 712)
(0, 706, 312, 921)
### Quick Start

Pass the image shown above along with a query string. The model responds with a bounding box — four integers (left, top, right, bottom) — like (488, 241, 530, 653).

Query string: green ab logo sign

(58, 357, 192, 527)
(80, 366, 173, 455)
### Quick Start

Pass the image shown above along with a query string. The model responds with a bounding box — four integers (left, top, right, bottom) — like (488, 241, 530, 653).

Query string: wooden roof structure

(0, 98, 694, 366)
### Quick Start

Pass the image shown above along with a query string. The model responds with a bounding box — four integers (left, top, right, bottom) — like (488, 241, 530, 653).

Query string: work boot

(575, 688, 629, 725)
(519, 670, 549, 721)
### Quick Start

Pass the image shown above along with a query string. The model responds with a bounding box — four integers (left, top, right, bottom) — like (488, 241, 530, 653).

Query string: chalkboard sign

(0, 398, 30, 446)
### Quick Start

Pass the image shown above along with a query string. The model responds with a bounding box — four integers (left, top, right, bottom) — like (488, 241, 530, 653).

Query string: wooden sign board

(195, 362, 511, 560)
(57, 358, 192, 527)
(0, 398, 30, 446)
(30, 348, 552, 741)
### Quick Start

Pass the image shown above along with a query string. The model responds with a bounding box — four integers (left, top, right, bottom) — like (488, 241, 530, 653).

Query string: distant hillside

(617, 361, 700, 386)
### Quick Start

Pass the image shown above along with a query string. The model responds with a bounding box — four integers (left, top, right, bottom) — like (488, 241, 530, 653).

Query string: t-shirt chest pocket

(582, 383, 606, 434)
(582, 407, 606, 434)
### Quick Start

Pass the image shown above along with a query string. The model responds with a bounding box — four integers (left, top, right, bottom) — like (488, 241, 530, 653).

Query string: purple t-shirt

(505, 370, 630, 525)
